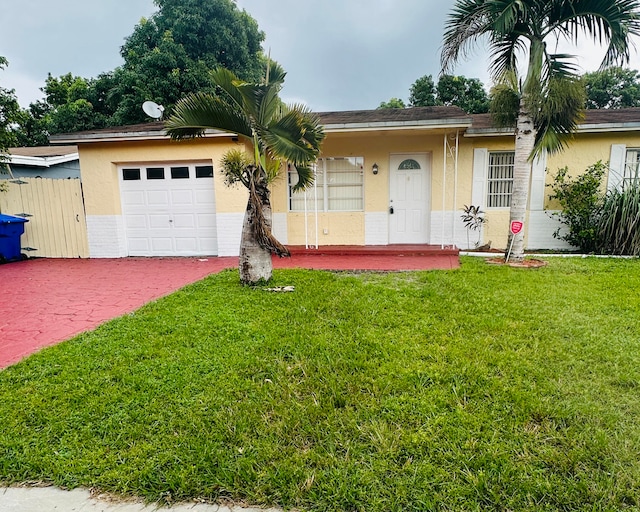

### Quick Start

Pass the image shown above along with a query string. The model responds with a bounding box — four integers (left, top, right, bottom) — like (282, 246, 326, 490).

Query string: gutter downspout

(304, 170, 309, 250)
(314, 163, 319, 249)
(453, 130, 459, 247)
(442, 134, 447, 249)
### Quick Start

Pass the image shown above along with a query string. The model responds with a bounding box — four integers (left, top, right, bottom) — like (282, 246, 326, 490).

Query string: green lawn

(1, 257, 640, 511)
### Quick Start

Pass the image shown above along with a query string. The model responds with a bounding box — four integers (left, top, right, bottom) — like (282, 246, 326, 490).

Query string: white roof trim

(465, 121, 640, 137)
(8, 153, 79, 168)
(324, 118, 472, 133)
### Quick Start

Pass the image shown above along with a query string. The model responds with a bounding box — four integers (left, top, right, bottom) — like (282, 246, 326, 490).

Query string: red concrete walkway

(0, 251, 458, 368)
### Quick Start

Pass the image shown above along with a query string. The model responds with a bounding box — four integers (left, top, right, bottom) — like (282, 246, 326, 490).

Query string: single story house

(49, 107, 640, 258)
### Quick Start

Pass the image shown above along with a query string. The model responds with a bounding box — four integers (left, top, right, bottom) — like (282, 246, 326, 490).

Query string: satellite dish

(142, 101, 165, 119)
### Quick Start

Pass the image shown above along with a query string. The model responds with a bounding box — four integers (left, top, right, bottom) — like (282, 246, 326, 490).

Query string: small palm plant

(461, 205, 487, 249)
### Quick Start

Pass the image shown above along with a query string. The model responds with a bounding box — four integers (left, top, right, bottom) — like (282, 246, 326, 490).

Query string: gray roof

(467, 107, 640, 135)
(9, 145, 78, 157)
(49, 106, 640, 144)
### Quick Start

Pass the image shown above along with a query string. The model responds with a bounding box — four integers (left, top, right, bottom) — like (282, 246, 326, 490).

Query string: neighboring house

(49, 107, 640, 258)
(0, 146, 89, 258)
(3, 145, 80, 179)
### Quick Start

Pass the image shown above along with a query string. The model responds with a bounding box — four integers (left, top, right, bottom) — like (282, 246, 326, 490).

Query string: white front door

(120, 163, 218, 256)
(388, 153, 430, 244)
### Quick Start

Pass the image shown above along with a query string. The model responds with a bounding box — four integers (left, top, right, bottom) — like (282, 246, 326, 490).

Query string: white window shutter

(472, 148, 488, 208)
(529, 151, 547, 211)
(608, 144, 626, 191)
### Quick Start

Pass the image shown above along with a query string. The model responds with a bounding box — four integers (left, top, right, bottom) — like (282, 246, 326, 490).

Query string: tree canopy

(377, 98, 406, 109)
(0, 57, 20, 162)
(583, 67, 640, 109)
(12, 0, 266, 144)
(379, 74, 489, 113)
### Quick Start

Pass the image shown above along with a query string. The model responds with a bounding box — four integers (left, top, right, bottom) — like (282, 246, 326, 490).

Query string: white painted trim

(7, 153, 79, 168)
(527, 211, 573, 250)
(430, 211, 475, 249)
(216, 213, 244, 256)
(608, 144, 626, 191)
(272, 213, 288, 245)
(471, 148, 488, 208)
(530, 151, 547, 211)
(365, 212, 389, 245)
(86, 215, 127, 258)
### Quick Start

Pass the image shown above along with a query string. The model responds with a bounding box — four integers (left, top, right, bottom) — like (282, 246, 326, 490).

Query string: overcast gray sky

(1, 0, 638, 112)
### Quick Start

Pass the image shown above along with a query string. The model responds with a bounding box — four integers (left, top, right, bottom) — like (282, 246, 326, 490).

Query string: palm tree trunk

(239, 202, 273, 285)
(508, 98, 536, 262)
(238, 168, 290, 285)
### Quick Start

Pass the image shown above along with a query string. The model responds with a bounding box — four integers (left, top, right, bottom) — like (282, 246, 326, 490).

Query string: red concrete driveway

(1, 251, 458, 369)
(0, 258, 236, 368)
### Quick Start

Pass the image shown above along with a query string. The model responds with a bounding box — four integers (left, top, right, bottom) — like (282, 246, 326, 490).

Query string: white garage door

(120, 163, 218, 256)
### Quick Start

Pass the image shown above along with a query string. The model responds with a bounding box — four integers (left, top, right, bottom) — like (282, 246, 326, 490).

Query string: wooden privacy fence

(0, 177, 89, 258)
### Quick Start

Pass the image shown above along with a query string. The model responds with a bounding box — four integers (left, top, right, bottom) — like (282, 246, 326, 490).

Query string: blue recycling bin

(0, 214, 28, 262)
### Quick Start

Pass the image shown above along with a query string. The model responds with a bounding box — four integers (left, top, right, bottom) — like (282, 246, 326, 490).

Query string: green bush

(597, 183, 640, 255)
(548, 161, 606, 252)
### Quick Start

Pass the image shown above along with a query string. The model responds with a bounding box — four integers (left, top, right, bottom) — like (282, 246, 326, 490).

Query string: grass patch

(1, 258, 640, 510)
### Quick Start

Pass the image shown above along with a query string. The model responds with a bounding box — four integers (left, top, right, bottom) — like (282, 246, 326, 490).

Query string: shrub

(548, 162, 606, 252)
(597, 183, 640, 255)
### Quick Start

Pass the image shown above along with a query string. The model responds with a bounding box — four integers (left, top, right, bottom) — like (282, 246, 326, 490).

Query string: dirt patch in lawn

(486, 257, 548, 268)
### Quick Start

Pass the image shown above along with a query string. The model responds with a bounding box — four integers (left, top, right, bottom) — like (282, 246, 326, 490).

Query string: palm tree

(442, 0, 640, 262)
(165, 62, 325, 284)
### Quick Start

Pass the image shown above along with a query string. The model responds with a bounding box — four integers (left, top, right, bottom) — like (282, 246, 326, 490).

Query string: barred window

(624, 149, 640, 187)
(289, 157, 364, 212)
(487, 151, 514, 208)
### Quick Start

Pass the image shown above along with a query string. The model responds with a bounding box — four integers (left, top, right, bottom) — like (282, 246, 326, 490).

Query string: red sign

(510, 221, 524, 235)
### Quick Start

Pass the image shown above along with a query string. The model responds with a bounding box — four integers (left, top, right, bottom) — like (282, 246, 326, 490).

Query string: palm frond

(260, 109, 325, 164)
(545, 0, 640, 68)
(488, 33, 526, 79)
(209, 68, 246, 110)
(441, 0, 493, 74)
(289, 164, 314, 192)
(264, 60, 286, 87)
(490, 73, 520, 127)
(545, 53, 581, 80)
(532, 76, 586, 155)
(165, 92, 252, 140)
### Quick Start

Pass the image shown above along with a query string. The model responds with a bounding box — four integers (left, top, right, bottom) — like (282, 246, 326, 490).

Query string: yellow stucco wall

(78, 137, 246, 215)
(270, 129, 474, 245)
(75, 127, 639, 250)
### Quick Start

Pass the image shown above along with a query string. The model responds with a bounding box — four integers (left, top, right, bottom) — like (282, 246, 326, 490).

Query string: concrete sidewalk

(0, 487, 282, 512)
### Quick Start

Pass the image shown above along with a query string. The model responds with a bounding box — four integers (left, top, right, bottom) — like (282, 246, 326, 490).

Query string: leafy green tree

(151, 0, 265, 82)
(403, 74, 489, 112)
(378, 98, 406, 109)
(437, 75, 489, 113)
(409, 75, 438, 107)
(166, 63, 325, 284)
(101, 0, 265, 125)
(583, 67, 640, 109)
(13, 0, 266, 139)
(442, 0, 640, 262)
(0, 57, 20, 174)
(13, 100, 51, 147)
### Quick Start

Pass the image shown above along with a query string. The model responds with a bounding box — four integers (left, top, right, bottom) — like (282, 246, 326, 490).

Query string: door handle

(389, 206, 394, 214)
